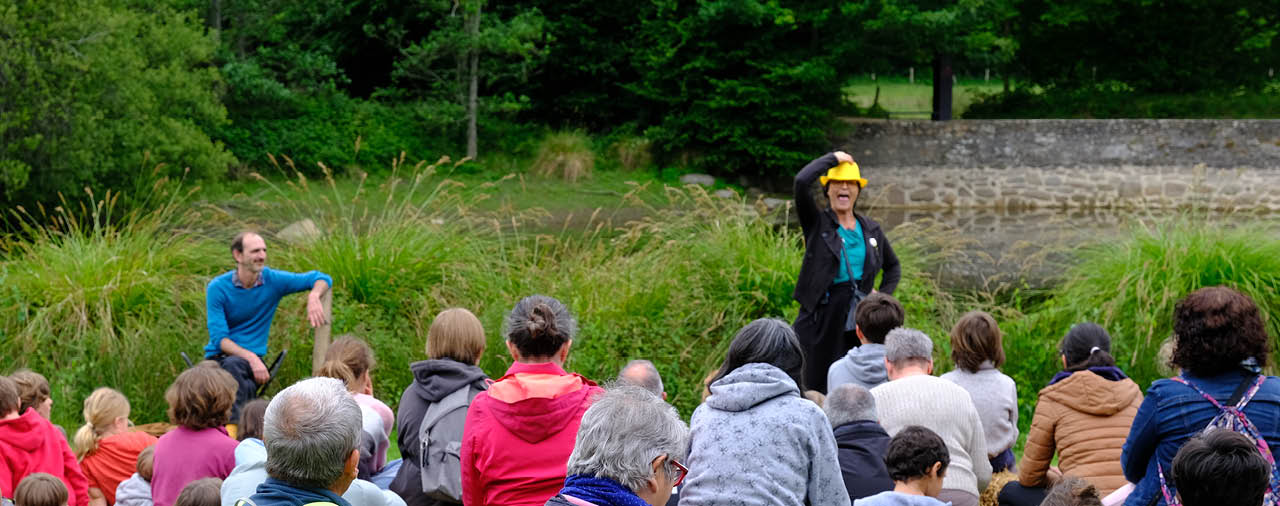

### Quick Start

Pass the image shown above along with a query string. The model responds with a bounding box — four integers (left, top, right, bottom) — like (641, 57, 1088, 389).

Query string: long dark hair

(1060, 322, 1117, 372)
(711, 318, 806, 391)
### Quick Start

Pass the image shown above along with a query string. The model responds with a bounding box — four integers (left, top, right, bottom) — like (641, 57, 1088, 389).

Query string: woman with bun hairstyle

(792, 150, 900, 393)
(74, 388, 157, 506)
(460, 295, 604, 506)
(998, 323, 1142, 506)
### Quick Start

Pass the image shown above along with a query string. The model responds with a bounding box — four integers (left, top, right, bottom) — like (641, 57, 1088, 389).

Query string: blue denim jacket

(1121, 371, 1280, 506)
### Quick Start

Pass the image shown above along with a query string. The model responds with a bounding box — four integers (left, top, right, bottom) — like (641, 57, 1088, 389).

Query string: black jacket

(833, 420, 894, 501)
(390, 358, 489, 506)
(792, 153, 900, 312)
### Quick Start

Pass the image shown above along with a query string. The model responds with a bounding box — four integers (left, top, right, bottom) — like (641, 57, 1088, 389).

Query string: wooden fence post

(312, 289, 332, 375)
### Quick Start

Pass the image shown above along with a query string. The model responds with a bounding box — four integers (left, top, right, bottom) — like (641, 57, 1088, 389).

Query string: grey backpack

(419, 385, 479, 503)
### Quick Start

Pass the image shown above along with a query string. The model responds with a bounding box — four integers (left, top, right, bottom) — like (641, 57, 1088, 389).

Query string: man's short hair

(165, 362, 238, 430)
(1172, 430, 1271, 506)
(566, 386, 689, 493)
(265, 377, 362, 490)
(855, 293, 905, 344)
(884, 328, 934, 367)
(0, 375, 19, 415)
(616, 360, 664, 397)
(230, 232, 257, 255)
(824, 384, 877, 428)
(885, 425, 950, 482)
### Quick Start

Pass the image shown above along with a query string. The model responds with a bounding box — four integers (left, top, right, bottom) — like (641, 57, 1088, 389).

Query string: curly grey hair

(565, 386, 689, 492)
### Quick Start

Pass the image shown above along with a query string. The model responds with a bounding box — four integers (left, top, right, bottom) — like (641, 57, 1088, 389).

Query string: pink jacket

(461, 362, 603, 506)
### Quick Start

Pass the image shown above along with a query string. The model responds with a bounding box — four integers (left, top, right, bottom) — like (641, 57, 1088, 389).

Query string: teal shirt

(832, 221, 865, 284)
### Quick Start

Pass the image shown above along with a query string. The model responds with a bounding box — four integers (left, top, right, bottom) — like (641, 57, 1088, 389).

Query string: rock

(680, 173, 715, 186)
(714, 189, 737, 199)
(278, 219, 322, 245)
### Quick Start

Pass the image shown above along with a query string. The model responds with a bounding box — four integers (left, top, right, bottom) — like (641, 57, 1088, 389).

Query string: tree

(0, 0, 234, 206)
(857, 0, 1017, 120)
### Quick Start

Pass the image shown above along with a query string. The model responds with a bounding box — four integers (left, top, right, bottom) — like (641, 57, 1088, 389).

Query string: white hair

(884, 327, 934, 366)
(617, 360, 664, 396)
(264, 377, 362, 489)
(565, 386, 689, 492)
(824, 384, 878, 427)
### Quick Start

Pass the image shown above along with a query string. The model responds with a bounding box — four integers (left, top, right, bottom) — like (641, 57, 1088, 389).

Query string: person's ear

(929, 461, 942, 479)
(505, 341, 521, 361)
(557, 340, 573, 363)
(646, 455, 667, 495)
(926, 360, 934, 375)
(661, 391, 668, 401)
(884, 358, 894, 378)
(345, 448, 360, 477)
(1060, 354, 1067, 369)
(855, 325, 867, 344)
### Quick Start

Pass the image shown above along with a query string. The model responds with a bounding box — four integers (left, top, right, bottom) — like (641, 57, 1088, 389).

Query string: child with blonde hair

(75, 388, 156, 506)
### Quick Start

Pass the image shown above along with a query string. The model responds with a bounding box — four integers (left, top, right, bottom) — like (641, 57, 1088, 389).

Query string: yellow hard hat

(819, 161, 867, 187)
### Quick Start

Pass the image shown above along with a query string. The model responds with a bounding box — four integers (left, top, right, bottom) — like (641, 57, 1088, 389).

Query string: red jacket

(0, 410, 90, 506)
(461, 362, 603, 506)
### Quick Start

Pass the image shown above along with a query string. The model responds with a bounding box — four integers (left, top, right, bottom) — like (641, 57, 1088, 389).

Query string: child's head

(165, 361, 237, 430)
(854, 293, 905, 345)
(1039, 476, 1102, 506)
(323, 336, 376, 393)
(135, 445, 156, 482)
(14, 473, 68, 506)
(73, 388, 131, 458)
(427, 308, 486, 365)
(1060, 322, 1116, 371)
(949, 311, 1005, 373)
(884, 425, 950, 497)
(1172, 430, 1270, 506)
(0, 376, 19, 417)
(236, 399, 270, 442)
(173, 478, 222, 506)
(10, 370, 51, 420)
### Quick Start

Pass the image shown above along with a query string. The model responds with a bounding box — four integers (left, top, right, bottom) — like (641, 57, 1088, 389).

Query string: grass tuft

(531, 131, 595, 182)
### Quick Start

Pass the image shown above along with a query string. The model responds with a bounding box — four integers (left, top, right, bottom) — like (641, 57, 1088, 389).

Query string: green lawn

(844, 76, 1008, 118)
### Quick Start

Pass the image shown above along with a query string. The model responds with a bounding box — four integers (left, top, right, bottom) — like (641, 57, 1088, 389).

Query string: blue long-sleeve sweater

(204, 267, 333, 358)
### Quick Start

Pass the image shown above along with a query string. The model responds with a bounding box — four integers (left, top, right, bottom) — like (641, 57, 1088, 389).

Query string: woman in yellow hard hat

(791, 150, 901, 393)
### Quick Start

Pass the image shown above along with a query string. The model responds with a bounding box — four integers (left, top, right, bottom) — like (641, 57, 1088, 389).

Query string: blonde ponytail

(316, 359, 357, 392)
(74, 387, 130, 459)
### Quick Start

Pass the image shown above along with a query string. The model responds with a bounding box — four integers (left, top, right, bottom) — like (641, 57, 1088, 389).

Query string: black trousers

(793, 282, 857, 394)
(213, 353, 258, 423)
(998, 481, 1048, 506)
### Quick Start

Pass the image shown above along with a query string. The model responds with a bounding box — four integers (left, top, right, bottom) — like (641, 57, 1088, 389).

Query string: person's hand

(833, 151, 854, 164)
(307, 292, 329, 328)
(246, 353, 269, 384)
(1047, 466, 1064, 485)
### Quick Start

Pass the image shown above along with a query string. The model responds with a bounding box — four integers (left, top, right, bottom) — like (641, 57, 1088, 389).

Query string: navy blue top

(1121, 371, 1280, 506)
(204, 267, 333, 358)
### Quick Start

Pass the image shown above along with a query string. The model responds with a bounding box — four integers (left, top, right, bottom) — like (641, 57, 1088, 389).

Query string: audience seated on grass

(15, 473, 70, 506)
(11, 370, 64, 438)
(172, 480, 220, 506)
(940, 311, 1018, 474)
(461, 296, 604, 506)
(853, 426, 951, 506)
(319, 336, 397, 486)
(828, 293, 905, 393)
(240, 378, 363, 506)
(824, 384, 893, 501)
(151, 363, 239, 506)
(0, 376, 89, 506)
(999, 323, 1141, 506)
(1121, 286, 1280, 506)
(679, 318, 850, 506)
(544, 385, 689, 506)
(112, 446, 154, 506)
(870, 328, 991, 506)
(75, 388, 157, 506)
(390, 307, 489, 506)
(1038, 477, 1102, 506)
(1169, 430, 1271, 506)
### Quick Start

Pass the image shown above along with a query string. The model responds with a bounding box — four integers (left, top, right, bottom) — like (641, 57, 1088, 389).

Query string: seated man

(237, 377, 362, 506)
(1170, 430, 1272, 506)
(825, 384, 893, 501)
(545, 386, 690, 506)
(205, 232, 332, 420)
(854, 426, 951, 506)
(828, 293, 905, 392)
(616, 359, 666, 400)
(0, 376, 89, 506)
(870, 328, 991, 506)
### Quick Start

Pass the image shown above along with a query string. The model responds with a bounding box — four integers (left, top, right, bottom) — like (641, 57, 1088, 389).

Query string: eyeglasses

(668, 458, 689, 487)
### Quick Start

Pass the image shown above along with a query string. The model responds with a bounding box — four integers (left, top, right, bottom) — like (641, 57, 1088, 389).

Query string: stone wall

(836, 119, 1280, 210)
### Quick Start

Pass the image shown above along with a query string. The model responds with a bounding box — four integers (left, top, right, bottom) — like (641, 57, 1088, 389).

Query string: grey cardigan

(679, 363, 850, 506)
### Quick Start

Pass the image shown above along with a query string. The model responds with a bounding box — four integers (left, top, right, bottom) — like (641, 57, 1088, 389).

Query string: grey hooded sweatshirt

(679, 363, 850, 506)
(389, 358, 489, 506)
(827, 343, 888, 392)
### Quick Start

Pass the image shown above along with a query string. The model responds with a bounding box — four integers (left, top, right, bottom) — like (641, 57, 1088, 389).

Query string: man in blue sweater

(205, 232, 332, 421)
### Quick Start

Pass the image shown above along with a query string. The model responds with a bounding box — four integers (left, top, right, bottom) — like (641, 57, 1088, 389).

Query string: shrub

(530, 131, 595, 182)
